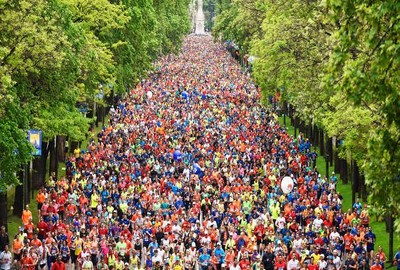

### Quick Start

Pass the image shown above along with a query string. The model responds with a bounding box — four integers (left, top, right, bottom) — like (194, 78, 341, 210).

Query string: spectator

(0, 227, 9, 253)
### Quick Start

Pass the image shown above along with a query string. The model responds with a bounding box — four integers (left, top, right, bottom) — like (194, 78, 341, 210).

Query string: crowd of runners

(0, 35, 396, 270)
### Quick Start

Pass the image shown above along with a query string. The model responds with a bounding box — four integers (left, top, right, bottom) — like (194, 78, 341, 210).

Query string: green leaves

(0, 95, 33, 188)
(325, 0, 400, 230)
(214, 0, 400, 234)
(213, 0, 266, 53)
(0, 0, 190, 186)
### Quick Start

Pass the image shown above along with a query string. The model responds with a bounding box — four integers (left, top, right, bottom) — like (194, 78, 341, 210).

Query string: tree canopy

(213, 0, 400, 234)
(0, 0, 191, 187)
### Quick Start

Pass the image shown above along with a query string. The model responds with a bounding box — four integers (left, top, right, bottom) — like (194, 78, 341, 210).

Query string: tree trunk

(94, 102, 99, 128)
(32, 149, 47, 189)
(340, 158, 348, 184)
(351, 160, 359, 205)
(354, 161, 360, 199)
(334, 151, 340, 176)
(0, 192, 8, 231)
(299, 121, 304, 134)
(314, 125, 319, 146)
(13, 171, 24, 217)
(389, 214, 394, 262)
(101, 105, 106, 125)
(319, 130, 325, 156)
(70, 141, 79, 154)
(56, 135, 66, 163)
(324, 135, 330, 177)
(309, 125, 313, 144)
(97, 104, 105, 126)
(328, 138, 334, 166)
(359, 175, 367, 202)
(24, 163, 30, 207)
(49, 137, 58, 180)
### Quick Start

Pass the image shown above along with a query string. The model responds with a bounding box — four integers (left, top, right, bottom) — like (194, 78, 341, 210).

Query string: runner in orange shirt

(344, 231, 355, 253)
(20, 250, 35, 270)
(36, 189, 46, 213)
(370, 258, 382, 270)
(22, 205, 32, 226)
(13, 235, 23, 267)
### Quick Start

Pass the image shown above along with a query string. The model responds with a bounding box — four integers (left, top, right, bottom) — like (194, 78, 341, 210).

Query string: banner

(28, 130, 42, 156)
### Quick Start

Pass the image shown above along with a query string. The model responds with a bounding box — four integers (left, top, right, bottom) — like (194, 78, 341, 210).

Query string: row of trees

(0, 0, 191, 223)
(213, 0, 400, 257)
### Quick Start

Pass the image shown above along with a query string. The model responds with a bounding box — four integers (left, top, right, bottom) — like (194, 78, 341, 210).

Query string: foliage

(204, 0, 217, 30)
(326, 0, 400, 230)
(0, 0, 191, 186)
(153, 0, 191, 54)
(214, 0, 400, 234)
(0, 99, 33, 188)
(213, 0, 266, 53)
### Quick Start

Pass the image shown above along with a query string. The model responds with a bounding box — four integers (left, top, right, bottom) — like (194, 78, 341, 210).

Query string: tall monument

(190, 0, 196, 32)
(195, 0, 205, 35)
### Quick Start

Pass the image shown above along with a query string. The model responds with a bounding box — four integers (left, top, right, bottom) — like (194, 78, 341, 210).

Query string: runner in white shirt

(37, 244, 48, 269)
(187, 243, 197, 259)
(329, 228, 340, 244)
(292, 235, 303, 252)
(313, 216, 324, 230)
(229, 260, 241, 270)
(82, 255, 94, 270)
(171, 222, 182, 236)
(318, 255, 327, 270)
(0, 245, 12, 270)
(332, 250, 341, 270)
(206, 219, 218, 229)
(287, 254, 300, 270)
(151, 249, 163, 264)
(200, 231, 211, 246)
(275, 214, 286, 232)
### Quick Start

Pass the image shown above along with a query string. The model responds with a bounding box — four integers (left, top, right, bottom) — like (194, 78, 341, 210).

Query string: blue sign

(78, 103, 88, 114)
(28, 130, 42, 156)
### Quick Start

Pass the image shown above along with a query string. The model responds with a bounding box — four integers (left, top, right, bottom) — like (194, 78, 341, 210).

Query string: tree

(249, 0, 332, 124)
(214, 0, 400, 256)
(213, 0, 266, 53)
(204, 0, 217, 30)
(0, 0, 192, 223)
(326, 0, 400, 257)
(153, 0, 191, 54)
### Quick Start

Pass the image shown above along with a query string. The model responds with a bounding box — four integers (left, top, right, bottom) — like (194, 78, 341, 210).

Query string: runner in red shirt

(239, 257, 251, 270)
(307, 258, 318, 270)
(24, 220, 35, 240)
(275, 255, 287, 270)
(20, 250, 35, 270)
(51, 255, 66, 270)
(344, 231, 355, 252)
